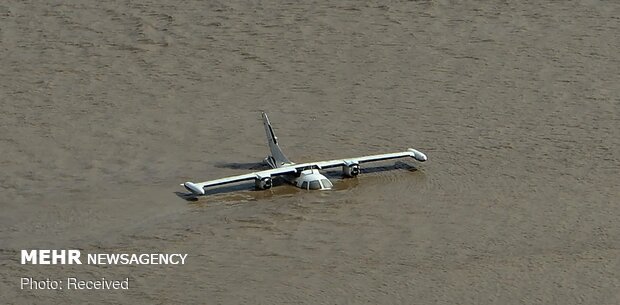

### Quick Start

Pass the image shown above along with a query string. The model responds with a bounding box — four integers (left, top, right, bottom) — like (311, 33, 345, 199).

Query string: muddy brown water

(1, 1, 619, 304)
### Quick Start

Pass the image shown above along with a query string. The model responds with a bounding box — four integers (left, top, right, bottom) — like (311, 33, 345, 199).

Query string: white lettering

(21, 277, 30, 289)
(66, 277, 129, 290)
(139, 254, 149, 264)
(51, 250, 65, 264)
(179, 254, 187, 264)
(129, 254, 139, 264)
(67, 277, 77, 289)
(107, 254, 121, 264)
(21, 250, 81, 264)
(159, 254, 168, 264)
(21, 250, 37, 264)
(20, 278, 60, 289)
(68, 250, 82, 264)
(39, 250, 51, 264)
(80, 252, 188, 265)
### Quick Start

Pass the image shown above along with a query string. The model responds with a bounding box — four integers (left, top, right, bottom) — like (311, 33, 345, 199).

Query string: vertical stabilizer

(262, 112, 292, 167)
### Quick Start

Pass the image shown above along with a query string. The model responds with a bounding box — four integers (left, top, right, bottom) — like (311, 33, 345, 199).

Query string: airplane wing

(182, 166, 297, 195)
(304, 148, 427, 169)
(182, 148, 426, 196)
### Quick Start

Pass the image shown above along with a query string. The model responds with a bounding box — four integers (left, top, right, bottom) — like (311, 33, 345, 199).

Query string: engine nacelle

(342, 161, 360, 178)
(255, 176, 273, 190)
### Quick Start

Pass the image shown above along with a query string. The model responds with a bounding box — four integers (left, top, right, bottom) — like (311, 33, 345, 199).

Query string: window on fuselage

(301, 181, 308, 190)
(309, 180, 321, 190)
(321, 179, 333, 189)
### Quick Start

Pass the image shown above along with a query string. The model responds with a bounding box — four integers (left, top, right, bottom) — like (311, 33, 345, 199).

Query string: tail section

(262, 112, 292, 167)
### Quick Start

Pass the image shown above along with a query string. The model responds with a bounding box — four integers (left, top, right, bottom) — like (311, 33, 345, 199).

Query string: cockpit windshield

(321, 179, 333, 189)
(309, 180, 321, 190)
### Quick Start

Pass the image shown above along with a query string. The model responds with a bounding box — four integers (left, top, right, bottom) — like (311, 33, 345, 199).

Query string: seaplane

(181, 112, 427, 197)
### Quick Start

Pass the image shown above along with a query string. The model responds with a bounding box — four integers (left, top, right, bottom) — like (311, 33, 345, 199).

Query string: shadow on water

(175, 161, 419, 202)
(213, 161, 270, 171)
(174, 191, 199, 202)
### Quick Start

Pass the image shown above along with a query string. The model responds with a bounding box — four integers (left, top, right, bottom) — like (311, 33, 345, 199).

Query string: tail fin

(262, 112, 292, 167)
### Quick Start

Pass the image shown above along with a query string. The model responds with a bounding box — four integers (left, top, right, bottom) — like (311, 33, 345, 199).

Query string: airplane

(181, 112, 427, 197)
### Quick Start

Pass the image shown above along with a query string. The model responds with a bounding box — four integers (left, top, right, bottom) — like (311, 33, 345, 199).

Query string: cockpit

(295, 168, 333, 190)
(300, 178, 333, 190)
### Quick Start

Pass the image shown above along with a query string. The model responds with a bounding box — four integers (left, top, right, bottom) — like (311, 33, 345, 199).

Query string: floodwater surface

(1, 1, 619, 304)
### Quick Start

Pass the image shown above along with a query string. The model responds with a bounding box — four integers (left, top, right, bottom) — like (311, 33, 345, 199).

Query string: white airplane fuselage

(265, 156, 333, 190)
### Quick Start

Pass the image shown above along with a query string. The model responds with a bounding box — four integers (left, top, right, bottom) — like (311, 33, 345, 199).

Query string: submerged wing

(295, 148, 428, 170)
(182, 166, 297, 195)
